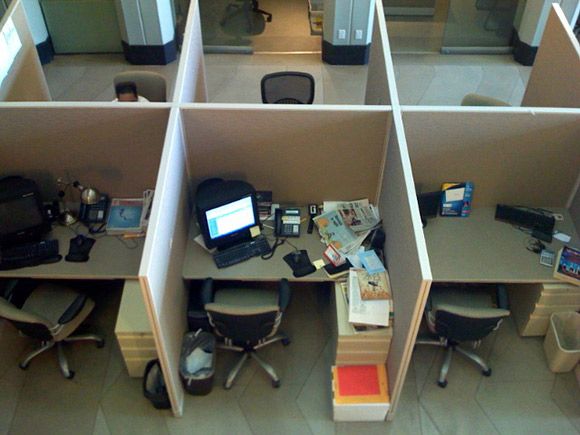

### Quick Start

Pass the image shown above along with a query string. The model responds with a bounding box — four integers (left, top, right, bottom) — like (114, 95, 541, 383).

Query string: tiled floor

(1, 281, 578, 435)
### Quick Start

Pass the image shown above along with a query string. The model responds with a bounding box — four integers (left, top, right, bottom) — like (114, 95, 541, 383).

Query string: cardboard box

(440, 182, 473, 217)
(332, 365, 390, 421)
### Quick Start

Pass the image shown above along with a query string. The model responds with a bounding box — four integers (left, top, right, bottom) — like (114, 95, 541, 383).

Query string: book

(348, 268, 389, 327)
(553, 246, 580, 286)
(357, 269, 391, 300)
(106, 198, 144, 235)
(332, 364, 389, 404)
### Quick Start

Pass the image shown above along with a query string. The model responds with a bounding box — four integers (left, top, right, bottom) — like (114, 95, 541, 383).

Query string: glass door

(441, 0, 519, 53)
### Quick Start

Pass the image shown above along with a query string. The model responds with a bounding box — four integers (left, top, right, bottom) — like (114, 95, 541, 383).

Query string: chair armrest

(58, 294, 88, 324)
(278, 278, 291, 311)
(200, 278, 215, 306)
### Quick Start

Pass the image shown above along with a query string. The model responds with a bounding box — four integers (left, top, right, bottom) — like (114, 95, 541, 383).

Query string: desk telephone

(79, 195, 109, 224)
(275, 208, 301, 237)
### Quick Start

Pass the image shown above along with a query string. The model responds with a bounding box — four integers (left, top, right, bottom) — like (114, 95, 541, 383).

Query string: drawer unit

(115, 280, 157, 377)
(508, 283, 580, 336)
(334, 283, 392, 365)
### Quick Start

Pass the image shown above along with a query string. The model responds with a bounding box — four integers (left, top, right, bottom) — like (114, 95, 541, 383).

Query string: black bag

(143, 359, 171, 409)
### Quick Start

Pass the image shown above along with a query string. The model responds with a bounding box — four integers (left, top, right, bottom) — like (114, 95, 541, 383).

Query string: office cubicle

(0, 0, 50, 101)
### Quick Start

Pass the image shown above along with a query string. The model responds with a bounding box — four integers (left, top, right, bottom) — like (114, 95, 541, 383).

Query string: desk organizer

(115, 280, 157, 377)
(508, 283, 580, 336)
(334, 283, 393, 365)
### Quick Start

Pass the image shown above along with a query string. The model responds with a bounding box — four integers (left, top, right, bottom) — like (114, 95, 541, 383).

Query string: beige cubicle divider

(139, 109, 191, 416)
(379, 112, 432, 419)
(403, 108, 580, 208)
(365, 0, 396, 106)
(173, 0, 207, 103)
(0, 105, 169, 199)
(521, 5, 580, 109)
(180, 105, 391, 204)
(0, 0, 50, 101)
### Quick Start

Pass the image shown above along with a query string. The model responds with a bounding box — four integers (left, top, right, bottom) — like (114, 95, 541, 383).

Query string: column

(21, 0, 53, 64)
(115, 0, 177, 65)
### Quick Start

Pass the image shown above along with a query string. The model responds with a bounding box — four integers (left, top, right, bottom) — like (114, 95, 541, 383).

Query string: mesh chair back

(261, 71, 315, 104)
(114, 71, 167, 102)
(206, 306, 280, 346)
(435, 310, 506, 342)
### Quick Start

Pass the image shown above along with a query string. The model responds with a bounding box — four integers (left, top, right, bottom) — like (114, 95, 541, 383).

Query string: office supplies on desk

(274, 208, 301, 237)
(307, 204, 318, 234)
(65, 235, 95, 262)
(554, 246, 580, 285)
(495, 204, 555, 242)
(0, 176, 50, 247)
(440, 182, 473, 217)
(0, 239, 61, 270)
(213, 236, 271, 268)
(283, 249, 316, 277)
(106, 198, 144, 235)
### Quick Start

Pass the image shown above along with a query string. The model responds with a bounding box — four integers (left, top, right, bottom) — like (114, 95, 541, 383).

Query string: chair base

(219, 332, 288, 389)
(19, 333, 104, 379)
(416, 337, 491, 388)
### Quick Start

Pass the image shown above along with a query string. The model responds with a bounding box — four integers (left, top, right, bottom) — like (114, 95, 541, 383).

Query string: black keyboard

(213, 237, 271, 269)
(0, 240, 61, 270)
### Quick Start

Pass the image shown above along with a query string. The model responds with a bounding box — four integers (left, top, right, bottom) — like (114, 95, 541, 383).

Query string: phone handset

(274, 208, 301, 237)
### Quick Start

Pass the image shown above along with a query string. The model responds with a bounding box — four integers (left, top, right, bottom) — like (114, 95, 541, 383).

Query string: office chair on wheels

(0, 281, 104, 379)
(261, 71, 315, 104)
(415, 284, 510, 388)
(220, 0, 272, 33)
(201, 278, 291, 389)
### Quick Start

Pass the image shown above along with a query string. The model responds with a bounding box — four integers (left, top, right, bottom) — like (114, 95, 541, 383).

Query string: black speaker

(417, 191, 441, 227)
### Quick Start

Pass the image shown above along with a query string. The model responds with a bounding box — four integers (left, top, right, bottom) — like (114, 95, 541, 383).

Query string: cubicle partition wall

(403, 108, 580, 209)
(139, 109, 191, 416)
(0, 1, 50, 101)
(0, 105, 168, 199)
(180, 106, 391, 204)
(172, 0, 207, 104)
(379, 113, 431, 419)
(365, 0, 397, 106)
(521, 5, 580, 109)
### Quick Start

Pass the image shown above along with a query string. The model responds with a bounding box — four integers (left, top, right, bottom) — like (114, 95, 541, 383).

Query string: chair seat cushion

(431, 287, 510, 319)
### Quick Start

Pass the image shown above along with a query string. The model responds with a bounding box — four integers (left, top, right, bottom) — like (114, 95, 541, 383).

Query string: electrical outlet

(338, 29, 346, 40)
(355, 29, 363, 40)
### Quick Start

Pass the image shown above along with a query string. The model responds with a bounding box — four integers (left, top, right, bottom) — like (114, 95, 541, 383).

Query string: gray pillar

(21, 0, 53, 63)
(115, 0, 176, 65)
(322, 0, 374, 65)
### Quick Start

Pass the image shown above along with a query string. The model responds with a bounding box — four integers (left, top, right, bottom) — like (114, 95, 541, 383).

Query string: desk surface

(0, 225, 144, 280)
(183, 215, 330, 281)
(424, 207, 579, 283)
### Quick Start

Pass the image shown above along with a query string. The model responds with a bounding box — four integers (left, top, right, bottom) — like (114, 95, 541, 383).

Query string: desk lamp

(73, 181, 101, 205)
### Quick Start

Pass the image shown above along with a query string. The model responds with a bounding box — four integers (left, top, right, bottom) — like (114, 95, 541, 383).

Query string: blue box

(440, 182, 473, 217)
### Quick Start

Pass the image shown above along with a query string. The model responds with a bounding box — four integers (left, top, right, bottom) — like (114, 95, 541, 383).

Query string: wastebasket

(179, 330, 215, 395)
(543, 311, 580, 373)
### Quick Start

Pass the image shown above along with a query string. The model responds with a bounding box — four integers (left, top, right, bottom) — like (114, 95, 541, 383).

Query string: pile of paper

(314, 199, 380, 257)
(347, 268, 392, 327)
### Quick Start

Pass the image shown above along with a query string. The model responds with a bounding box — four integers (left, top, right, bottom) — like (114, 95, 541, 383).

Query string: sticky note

(250, 226, 261, 237)
(313, 259, 325, 270)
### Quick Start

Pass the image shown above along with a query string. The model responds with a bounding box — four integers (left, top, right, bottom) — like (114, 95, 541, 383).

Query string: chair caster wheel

(223, 381, 233, 390)
(482, 368, 492, 377)
(96, 339, 105, 349)
(272, 379, 281, 388)
(267, 17, 272, 22)
(65, 370, 75, 380)
(281, 338, 291, 346)
(19, 362, 29, 370)
(437, 380, 447, 388)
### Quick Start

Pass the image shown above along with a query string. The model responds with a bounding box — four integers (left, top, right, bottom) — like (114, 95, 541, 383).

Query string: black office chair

(0, 280, 104, 379)
(415, 284, 510, 388)
(261, 71, 315, 104)
(201, 278, 291, 389)
(220, 0, 272, 33)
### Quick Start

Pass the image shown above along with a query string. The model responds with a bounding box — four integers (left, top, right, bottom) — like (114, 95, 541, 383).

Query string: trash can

(543, 311, 580, 373)
(180, 330, 215, 395)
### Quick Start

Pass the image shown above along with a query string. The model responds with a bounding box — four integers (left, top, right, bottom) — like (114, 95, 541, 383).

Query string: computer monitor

(195, 179, 260, 250)
(0, 177, 48, 247)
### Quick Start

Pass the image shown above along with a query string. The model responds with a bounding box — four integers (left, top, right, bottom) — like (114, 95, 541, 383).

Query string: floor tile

(100, 374, 171, 435)
(419, 65, 483, 106)
(476, 381, 578, 435)
(0, 365, 26, 435)
(394, 64, 435, 105)
(93, 407, 111, 435)
(551, 372, 580, 433)
(239, 381, 313, 435)
(296, 339, 336, 435)
(487, 317, 555, 382)
(419, 404, 441, 435)
(166, 386, 252, 435)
